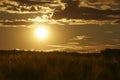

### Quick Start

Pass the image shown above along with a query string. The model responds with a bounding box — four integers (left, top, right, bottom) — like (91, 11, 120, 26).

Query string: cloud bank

(0, 0, 120, 25)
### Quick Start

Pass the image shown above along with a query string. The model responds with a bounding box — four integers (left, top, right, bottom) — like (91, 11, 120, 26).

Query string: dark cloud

(53, 6, 120, 20)
(0, 0, 120, 24)
(12, 0, 53, 5)
(0, 11, 43, 20)
(0, 20, 33, 25)
(53, 0, 120, 20)
(114, 19, 120, 23)
(86, 0, 120, 4)
(0, 0, 62, 13)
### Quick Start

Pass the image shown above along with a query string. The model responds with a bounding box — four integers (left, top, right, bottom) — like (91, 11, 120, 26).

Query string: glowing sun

(34, 25, 49, 40)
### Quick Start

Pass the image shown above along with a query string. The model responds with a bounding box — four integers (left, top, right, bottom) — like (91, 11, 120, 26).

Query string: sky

(0, 0, 120, 52)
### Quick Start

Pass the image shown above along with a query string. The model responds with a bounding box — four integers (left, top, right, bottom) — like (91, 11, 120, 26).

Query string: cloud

(0, 20, 32, 25)
(0, 17, 119, 27)
(52, 0, 120, 21)
(53, 5, 120, 20)
(0, 0, 120, 24)
(112, 39, 120, 42)
(84, 0, 120, 5)
(48, 44, 99, 53)
(100, 5, 112, 10)
(67, 42, 80, 45)
(105, 30, 113, 34)
(0, 0, 67, 23)
(12, 0, 52, 5)
(78, 0, 120, 9)
(48, 43, 120, 53)
(73, 35, 88, 40)
(0, 0, 65, 14)
(0, 0, 53, 13)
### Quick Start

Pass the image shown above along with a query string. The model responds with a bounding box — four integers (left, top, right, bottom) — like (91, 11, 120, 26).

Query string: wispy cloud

(48, 43, 120, 53)
(52, 0, 120, 22)
(0, 0, 120, 25)
(0, 0, 65, 13)
(53, 5, 120, 20)
(0, 18, 119, 27)
(0, 0, 53, 13)
(73, 35, 89, 40)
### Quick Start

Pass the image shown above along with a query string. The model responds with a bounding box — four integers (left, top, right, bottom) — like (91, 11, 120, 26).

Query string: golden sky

(0, 0, 120, 52)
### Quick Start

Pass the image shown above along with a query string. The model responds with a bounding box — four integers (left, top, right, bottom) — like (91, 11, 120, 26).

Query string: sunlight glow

(35, 25, 49, 40)
(29, 15, 49, 23)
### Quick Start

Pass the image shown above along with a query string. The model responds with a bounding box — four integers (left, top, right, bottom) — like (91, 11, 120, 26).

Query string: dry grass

(0, 49, 120, 80)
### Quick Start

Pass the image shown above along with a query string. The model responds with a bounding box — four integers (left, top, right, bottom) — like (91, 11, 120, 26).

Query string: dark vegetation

(0, 49, 120, 80)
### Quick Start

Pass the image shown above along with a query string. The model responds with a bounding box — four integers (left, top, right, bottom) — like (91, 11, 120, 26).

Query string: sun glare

(35, 25, 49, 40)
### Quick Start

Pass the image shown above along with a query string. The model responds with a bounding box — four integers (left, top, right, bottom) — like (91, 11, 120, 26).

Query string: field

(0, 49, 120, 80)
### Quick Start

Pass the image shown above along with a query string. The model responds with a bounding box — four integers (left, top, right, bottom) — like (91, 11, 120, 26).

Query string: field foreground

(0, 49, 120, 80)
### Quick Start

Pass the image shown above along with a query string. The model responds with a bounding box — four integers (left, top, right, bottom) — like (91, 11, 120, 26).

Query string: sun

(34, 25, 49, 40)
